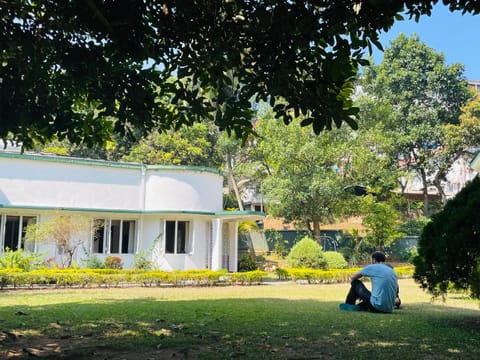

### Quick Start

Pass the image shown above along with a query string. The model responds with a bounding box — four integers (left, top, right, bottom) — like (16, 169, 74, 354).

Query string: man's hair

(371, 251, 386, 263)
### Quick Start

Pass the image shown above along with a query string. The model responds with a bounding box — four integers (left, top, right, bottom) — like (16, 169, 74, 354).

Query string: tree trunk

(312, 218, 321, 245)
(420, 169, 430, 217)
(226, 152, 244, 211)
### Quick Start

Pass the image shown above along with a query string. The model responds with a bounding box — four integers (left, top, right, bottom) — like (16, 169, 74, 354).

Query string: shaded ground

(1, 331, 191, 359)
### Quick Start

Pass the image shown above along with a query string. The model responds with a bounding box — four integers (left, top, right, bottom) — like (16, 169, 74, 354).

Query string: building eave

(0, 204, 266, 220)
(469, 151, 480, 172)
(0, 151, 223, 176)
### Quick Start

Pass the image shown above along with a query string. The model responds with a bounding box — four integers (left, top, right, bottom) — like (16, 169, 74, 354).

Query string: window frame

(164, 220, 191, 255)
(92, 218, 137, 255)
(0, 214, 38, 252)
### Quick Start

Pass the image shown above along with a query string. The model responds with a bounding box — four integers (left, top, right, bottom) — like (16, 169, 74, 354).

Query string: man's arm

(350, 271, 363, 283)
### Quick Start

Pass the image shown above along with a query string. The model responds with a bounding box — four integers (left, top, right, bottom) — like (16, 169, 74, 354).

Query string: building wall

(0, 156, 143, 210)
(0, 153, 262, 271)
(144, 170, 223, 212)
(0, 154, 223, 212)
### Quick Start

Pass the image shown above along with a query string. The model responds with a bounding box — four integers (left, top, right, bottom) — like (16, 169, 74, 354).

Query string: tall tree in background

(435, 94, 480, 196)
(362, 34, 472, 217)
(259, 118, 351, 242)
(247, 107, 399, 243)
(2, 1, 480, 148)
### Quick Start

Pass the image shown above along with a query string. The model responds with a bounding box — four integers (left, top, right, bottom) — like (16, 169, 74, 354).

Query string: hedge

(0, 266, 414, 289)
(275, 266, 414, 283)
(0, 268, 267, 289)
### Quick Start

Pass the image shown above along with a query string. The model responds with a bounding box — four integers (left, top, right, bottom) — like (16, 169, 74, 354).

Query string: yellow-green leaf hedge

(275, 266, 414, 283)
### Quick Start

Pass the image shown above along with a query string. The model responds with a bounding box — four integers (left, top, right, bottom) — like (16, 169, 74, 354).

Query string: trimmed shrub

(323, 251, 348, 269)
(286, 236, 326, 269)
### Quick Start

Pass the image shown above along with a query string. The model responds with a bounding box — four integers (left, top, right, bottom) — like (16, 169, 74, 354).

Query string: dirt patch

(0, 331, 194, 359)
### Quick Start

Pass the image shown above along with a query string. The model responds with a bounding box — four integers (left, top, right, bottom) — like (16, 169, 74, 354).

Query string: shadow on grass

(0, 296, 479, 359)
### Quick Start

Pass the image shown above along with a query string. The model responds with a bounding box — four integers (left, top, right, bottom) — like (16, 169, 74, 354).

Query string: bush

(286, 236, 326, 269)
(83, 254, 104, 269)
(134, 251, 153, 270)
(104, 256, 123, 269)
(414, 176, 480, 299)
(238, 254, 258, 272)
(0, 249, 45, 271)
(323, 251, 347, 269)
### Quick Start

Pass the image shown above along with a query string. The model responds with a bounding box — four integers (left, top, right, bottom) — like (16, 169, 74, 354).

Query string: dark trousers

(346, 279, 378, 312)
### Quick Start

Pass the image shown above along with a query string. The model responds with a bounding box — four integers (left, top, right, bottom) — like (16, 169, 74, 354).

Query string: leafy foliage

(286, 236, 326, 269)
(133, 252, 153, 270)
(104, 256, 124, 270)
(24, 215, 98, 268)
(361, 34, 473, 216)
(255, 115, 354, 240)
(0, 268, 267, 288)
(122, 122, 223, 167)
(3, 1, 479, 147)
(237, 255, 259, 272)
(361, 196, 404, 251)
(323, 251, 348, 269)
(82, 253, 104, 269)
(414, 176, 480, 299)
(0, 249, 44, 271)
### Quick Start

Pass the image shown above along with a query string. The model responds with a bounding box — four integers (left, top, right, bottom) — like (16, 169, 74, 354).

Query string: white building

(0, 152, 263, 271)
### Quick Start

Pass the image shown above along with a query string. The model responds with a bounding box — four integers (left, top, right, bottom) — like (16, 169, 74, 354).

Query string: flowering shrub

(104, 256, 123, 269)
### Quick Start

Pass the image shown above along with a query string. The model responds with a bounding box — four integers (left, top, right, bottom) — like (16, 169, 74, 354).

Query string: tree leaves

(2, 1, 479, 148)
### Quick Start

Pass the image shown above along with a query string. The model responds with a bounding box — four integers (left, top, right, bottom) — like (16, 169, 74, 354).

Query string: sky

(372, 4, 480, 81)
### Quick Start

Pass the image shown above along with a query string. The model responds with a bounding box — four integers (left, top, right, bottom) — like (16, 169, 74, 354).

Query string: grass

(0, 278, 479, 359)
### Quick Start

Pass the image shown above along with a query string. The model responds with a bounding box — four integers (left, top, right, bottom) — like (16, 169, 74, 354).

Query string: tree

(24, 215, 97, 268)
(436, 94, 480, 196)
(2, 1, 480, 148)
(361, 196, 404, 251)
(413, 176, 480, 299)
(249, 103, 400, 242)
(122, 121, 223, 167)
(362, 34, 472, 216)
(217, 131, 247, 211)
(255, 114, 353, 242)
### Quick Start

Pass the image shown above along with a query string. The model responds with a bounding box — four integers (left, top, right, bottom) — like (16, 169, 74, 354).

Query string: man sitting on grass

(343, 251, 399, 313)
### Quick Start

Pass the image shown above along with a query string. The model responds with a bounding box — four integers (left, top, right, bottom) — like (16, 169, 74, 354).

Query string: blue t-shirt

(360, 264, 398, 313)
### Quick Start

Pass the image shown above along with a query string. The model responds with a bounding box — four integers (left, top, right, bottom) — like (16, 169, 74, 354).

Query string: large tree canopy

(361, 33, 473, 216)
(1, 1, 479, 148)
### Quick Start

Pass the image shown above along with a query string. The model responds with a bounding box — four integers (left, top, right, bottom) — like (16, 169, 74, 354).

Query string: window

(165, 220, 190, 254)
(1, 215, 37, 251)
(93, 219, 136, 254)
(92, 219, 106, 253)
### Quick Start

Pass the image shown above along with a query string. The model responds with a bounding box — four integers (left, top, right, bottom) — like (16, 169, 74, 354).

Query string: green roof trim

(0, 204, 265, 218)
(0, 151, 223, 176)
(215, 210, 265, 217)
(469, 151, 480, 172)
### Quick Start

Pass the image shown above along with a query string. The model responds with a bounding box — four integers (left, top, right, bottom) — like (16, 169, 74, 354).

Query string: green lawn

(0, 278, 478, 359)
